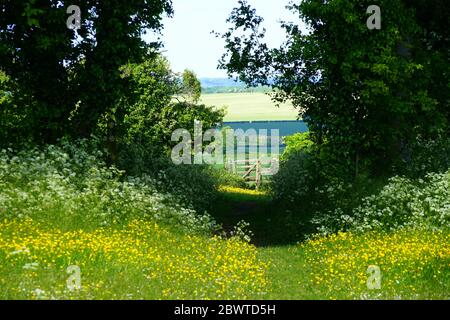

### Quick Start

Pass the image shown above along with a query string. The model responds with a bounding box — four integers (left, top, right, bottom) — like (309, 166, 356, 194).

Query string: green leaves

(219, 0, 449, 177)
(23, 1, 44, 27)
(0, 1, 173, 145)
(180, 70, 202, 104)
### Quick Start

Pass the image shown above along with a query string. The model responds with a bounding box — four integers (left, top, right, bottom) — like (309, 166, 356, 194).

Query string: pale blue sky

(144, 0, 304, 78)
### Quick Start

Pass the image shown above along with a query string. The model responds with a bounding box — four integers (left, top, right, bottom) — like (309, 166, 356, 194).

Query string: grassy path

(213, 186, 450, 300)
(214, 187, 308, 247)
(214, 187, 315, 299)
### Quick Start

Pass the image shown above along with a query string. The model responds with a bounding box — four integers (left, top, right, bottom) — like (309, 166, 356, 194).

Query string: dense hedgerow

(0, 141, 217, 234)
(272, 132, 450, 236)
(313, 173, 450, 235)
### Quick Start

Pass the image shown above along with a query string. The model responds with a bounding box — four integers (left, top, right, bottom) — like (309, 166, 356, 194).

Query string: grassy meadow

(0, 99, 448, 301)
(217, 187, 450, 300)
(201, 92, 298, 122)
(0, 145, 269, 300)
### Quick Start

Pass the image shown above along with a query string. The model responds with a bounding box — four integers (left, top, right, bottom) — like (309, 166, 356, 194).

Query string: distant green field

(201, 92, 298, 122)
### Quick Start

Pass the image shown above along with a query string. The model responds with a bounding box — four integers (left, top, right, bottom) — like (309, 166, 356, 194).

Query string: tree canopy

(181, 69, 202, 104)
(218, 0, 450, 177)
(0, 0, 173, 143)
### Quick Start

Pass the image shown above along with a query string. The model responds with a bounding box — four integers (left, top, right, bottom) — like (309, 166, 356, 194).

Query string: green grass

(0, 146, 269, 300)
(213, 187, 314, 246)
(213, 186, 450, 300)
(201, 92, 298, 122)
(257, 232, 449, 300)
(257, 230, 450, 300)
(1, 144, 448, 300)
(0, 219, 269, 299)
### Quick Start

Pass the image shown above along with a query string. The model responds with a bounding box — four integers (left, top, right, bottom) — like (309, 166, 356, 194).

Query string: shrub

(272, 131, 450, 238)
(0, 218, 269, 299)
(313, 172, 450, 235)
(149, 161, 221, 214)
(272, 132, 317, 202)
(208, 167, 247, 189)
(281, 132, 314, 161)
(0, 141, 217, 235)
(150, 165, 248, 214)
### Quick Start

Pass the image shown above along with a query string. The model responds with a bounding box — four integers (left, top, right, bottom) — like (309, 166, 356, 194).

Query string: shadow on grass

(212, 189, 316, 247)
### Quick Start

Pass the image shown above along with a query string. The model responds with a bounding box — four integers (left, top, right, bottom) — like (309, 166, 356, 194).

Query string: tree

(218, 0, 449, 177)
(180, 69, 202, 104)
(0, 0, 173, 144)
(0, 70, 27, 145)
(115, 56, 225, 174)
(0, 0, 79, 143)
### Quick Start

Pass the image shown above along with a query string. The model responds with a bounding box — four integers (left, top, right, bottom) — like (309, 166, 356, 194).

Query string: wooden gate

(226, 159, 262, 189)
